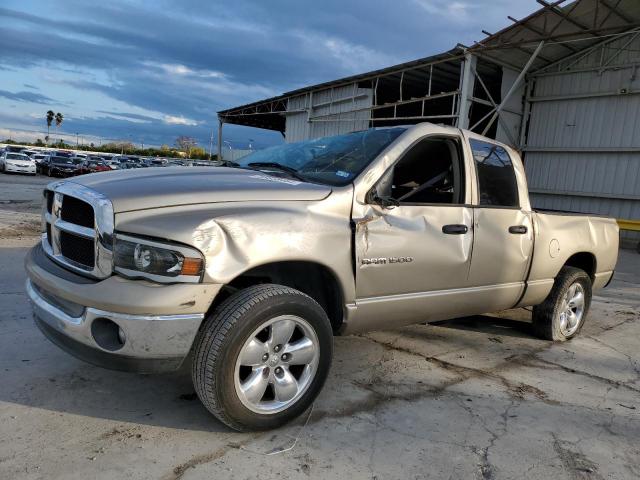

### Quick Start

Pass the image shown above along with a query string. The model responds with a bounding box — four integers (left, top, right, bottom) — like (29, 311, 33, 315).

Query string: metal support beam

(217, 118, 223, 161)
(535, 27, 640, 74)
(537, 0, 597, 36)
(596, 0, 632, 25)
(599, 31, 640, 71)
(507, 15, 578, 53)
(309, 90, 459, 121)
(457, 54, 476, 129)
(528, 88, 640, 102)
(519, 81, 535, 149)
(480, 41, 545, 135)
(470, 65, 518, 146)
(482, 29, 554, 64)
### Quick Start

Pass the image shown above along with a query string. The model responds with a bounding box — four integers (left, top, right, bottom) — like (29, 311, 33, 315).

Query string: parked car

(43, 156, 83, 177)
(78, 159, 111, 174)
(25, 124, 619, 432)
(2, 145, 27, 153)
(147, 158, 168, 167)
(103, 159, 120, 170)
(0, 151, 36, 175)
(53, 150, 74, 158)
(30, 153, 48, 162)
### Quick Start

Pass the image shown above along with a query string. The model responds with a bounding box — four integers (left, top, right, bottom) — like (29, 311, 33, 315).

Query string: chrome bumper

(26, 279, 204, 373)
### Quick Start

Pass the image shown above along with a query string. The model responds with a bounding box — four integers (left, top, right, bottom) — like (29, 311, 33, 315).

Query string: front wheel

(192, 284, 333, 431)
(532, 266, 592, 341)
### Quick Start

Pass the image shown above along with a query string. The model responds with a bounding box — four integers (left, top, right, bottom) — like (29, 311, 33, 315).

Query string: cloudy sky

(0, 0, 535, 149)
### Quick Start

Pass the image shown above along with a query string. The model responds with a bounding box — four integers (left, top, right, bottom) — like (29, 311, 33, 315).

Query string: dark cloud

(23, 84, 39, 90)
(0, 1, 536, 146)
(95, 110, 158, 122)
(0, 89, 59, 104)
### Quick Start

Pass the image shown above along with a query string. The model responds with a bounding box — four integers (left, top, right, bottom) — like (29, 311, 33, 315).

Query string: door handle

(509, 225, 528, 234)
(442, 224, 469, 235)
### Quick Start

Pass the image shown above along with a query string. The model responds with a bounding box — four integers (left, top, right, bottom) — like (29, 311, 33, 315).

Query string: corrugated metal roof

(470, 0, 640, 72)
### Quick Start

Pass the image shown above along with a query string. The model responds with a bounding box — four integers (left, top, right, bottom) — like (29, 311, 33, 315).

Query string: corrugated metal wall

(525, 33, 640, 244)
(285, 83, 372, 143)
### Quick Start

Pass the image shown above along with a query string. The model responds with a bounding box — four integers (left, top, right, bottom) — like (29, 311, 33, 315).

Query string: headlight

(113, 233, 204, 283)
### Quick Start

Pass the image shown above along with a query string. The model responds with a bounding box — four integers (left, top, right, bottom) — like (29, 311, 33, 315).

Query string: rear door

(464, 134, 534, 311)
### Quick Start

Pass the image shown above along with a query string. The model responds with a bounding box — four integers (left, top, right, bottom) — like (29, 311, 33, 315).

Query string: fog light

(91, 318, 126, 351)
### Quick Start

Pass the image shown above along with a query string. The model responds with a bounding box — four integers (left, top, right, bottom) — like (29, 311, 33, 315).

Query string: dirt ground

(1, 173, 639, 479)
(0, 174, 47, 239)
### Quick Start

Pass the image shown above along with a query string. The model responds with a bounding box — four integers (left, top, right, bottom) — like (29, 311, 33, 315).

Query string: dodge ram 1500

(26, 123, 618, 431)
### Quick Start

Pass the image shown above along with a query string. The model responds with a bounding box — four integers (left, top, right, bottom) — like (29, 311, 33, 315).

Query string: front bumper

(5, 163, 36, 174)
(25, 244, 219, 373)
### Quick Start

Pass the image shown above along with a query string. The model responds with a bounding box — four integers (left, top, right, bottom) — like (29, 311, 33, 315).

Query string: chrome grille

(60, 196, 95, 228)
(42, 182, 114, 278)
(59, 231, 95, 268)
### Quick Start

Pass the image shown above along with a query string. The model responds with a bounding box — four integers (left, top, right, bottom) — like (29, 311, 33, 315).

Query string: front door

(352, 134, 476, 331)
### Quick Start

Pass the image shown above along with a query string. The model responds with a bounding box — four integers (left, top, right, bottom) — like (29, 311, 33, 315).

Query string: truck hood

(66, 167, 332, 212)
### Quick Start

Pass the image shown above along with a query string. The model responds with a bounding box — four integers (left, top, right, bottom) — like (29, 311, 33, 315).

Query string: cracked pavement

(1, 230, 638, 479)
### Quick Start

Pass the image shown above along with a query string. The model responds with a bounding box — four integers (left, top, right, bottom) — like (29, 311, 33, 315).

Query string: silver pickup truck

(25, 123, 619, 431)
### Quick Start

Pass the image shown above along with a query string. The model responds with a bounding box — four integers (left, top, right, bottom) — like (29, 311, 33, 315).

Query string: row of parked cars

(0, 145, 217, 177)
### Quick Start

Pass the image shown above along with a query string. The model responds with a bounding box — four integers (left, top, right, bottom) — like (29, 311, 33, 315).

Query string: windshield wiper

(247, 162, 306, 181)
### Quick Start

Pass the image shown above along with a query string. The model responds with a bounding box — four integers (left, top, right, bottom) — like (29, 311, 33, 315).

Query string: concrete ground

(1, 172, 639, 479)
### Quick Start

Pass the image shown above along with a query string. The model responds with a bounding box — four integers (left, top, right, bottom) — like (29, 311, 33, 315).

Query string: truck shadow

(429, 311, 535, 339)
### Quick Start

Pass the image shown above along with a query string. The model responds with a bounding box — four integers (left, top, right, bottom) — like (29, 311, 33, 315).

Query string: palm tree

(46, 110, 54, 143)
(55, 112, 64, 143)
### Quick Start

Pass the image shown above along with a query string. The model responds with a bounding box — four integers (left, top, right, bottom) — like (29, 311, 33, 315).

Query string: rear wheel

(532, 266, 592, 341)
(192, 284, 333, 431)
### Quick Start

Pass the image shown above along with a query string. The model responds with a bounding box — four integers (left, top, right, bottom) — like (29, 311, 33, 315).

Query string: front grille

(42, 185, 112, 278)
(46, 191, 54, 214)
(60, 196, 94, 228)
(59, 231, 95, 268)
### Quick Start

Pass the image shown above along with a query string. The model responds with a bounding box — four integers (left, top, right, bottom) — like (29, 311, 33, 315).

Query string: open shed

(218, 0, 640, 246)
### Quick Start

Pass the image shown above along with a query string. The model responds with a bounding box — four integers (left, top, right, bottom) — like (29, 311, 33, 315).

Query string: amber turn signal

(181, 257, 204, 276)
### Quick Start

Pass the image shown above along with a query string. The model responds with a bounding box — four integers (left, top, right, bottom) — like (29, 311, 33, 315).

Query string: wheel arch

(206, 260, 345, 333)
(561, 252, 597, 280)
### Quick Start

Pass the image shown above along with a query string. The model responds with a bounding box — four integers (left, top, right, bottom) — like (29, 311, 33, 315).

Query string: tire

(532, 266, 592, 341)
(192, 284, 333, 431)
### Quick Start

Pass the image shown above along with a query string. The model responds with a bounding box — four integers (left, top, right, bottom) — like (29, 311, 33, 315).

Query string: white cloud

(412, 0, 471, 21)
(163, 114, 199, 126)
(293, 32, 394, 73)
(146, 62, 225, 79)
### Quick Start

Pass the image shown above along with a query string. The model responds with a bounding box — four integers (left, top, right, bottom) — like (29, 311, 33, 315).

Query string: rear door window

(469, 139, 519, 207)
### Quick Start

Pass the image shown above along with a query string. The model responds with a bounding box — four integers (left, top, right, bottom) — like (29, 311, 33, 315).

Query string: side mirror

(376, 195, 400, 209)
(367, 169, 399, 209)
(366, 189, 399, 209)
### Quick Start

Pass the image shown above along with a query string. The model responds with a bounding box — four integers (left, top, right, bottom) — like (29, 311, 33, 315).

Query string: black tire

(192, 284, 333, 431)
(532, 266, 592, 341)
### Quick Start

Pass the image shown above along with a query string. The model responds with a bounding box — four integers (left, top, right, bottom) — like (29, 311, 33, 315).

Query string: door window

(375, 137, 465, 205)
(469, 139, 519, 207)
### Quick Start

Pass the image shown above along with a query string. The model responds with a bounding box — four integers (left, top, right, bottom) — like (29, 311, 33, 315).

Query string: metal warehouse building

(218, 0, 640, 246)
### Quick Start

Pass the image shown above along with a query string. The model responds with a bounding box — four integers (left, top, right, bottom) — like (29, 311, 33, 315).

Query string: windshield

(7, 153, 29, 160)
(236, 128, 406, 186)
(52, 157, 75, 165)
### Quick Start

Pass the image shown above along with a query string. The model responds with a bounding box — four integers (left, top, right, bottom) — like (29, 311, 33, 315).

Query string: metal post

(208, 129, 214, 160)
(217, 118, 223, 161)
(519, 81, 534, 149)
(457, 53, 476, 129)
